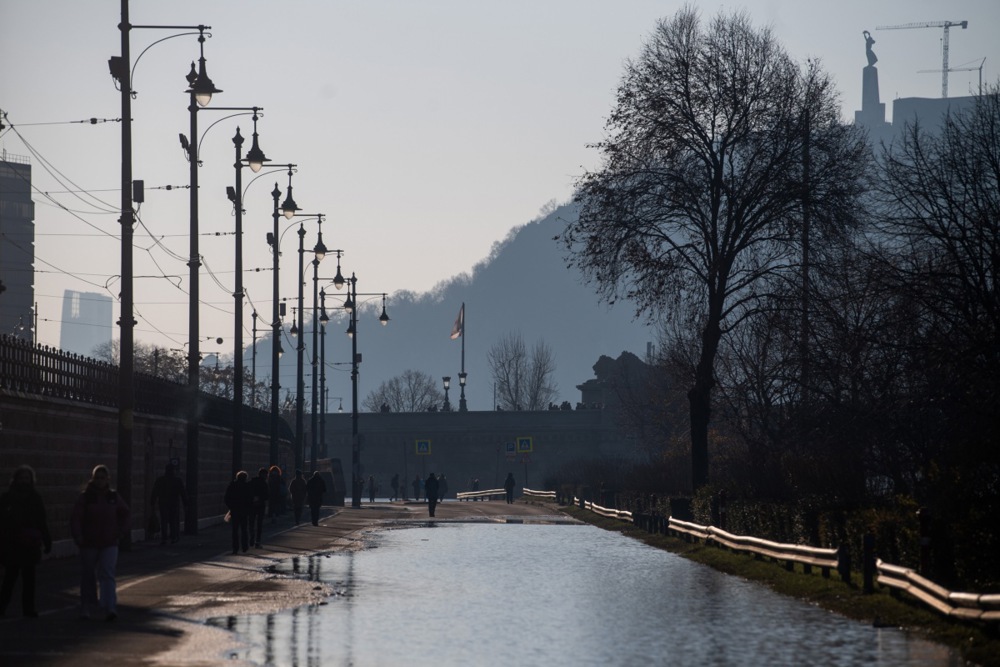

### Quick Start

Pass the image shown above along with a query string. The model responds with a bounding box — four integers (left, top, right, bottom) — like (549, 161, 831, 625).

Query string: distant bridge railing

(522, 488, 556, 500)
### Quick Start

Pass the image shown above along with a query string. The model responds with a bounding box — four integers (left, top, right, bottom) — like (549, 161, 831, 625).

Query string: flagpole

(458, 302, 467, 411)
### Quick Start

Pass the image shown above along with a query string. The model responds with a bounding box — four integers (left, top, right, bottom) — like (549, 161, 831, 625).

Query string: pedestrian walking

(425, 473, 440, 517)
(504, 472, 516, 504)
(224, 471, 253, 554)
(70, 464, 130, 621)
(390, 473, 399, 501)
(412, 475, 421, 501)
(368, 475, 377, 503)
(0, 465, 52, 618)
(306, 472, 326, 526)
(289, 470, 307, 525)
(149, 463, 187, 545)
(248, 468, 268, 547)
(438, 474, 448, 502)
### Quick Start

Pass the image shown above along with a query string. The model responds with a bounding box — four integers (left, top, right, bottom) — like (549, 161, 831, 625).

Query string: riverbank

(552, 500, 999, 667)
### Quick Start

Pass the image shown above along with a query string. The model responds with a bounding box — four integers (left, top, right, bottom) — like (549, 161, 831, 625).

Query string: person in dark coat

(70, 464, 130, 621)
(412, 475, 421, 501)
(248, 468, 269, 547)
(0, 465, 52, 618)
(504, 472, 516, 504)
(438, 474, 448, 502)
(305, 472, 326, 526)
(425, 473, 440, 518)
(224, 471, 253, 554)
(288, 470, 307, 525)
(390, 473, 399, 501)
(150, 463, 187, 545)
(368, 475, 377, 503)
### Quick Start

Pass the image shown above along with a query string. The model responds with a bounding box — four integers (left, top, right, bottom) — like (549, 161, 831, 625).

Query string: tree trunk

(688, 312, 723, 491)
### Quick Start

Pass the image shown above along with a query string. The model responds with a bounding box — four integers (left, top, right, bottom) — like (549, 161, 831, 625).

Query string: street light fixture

(229, 108, 268, 476)
(268, 164, 298, 464)
(182, 28, 223, 536)
(459, 371, 468, 412)
(292, 215, 326, 473)
(443, 376, 452, 412)
(340, 273, 390, 508)
(113, 8, 217, 548)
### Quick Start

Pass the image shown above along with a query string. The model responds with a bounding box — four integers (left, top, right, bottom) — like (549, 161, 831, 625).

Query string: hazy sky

(2, 0, 998, 355)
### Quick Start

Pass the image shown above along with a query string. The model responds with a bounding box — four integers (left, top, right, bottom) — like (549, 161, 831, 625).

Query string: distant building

(59, 290, 113, 357)
(0, 152, 35, 343)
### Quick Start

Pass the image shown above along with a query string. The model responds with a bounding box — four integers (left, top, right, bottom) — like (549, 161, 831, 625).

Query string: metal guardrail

(670, 517, 841, 577)
(522, 488, 556, 499)
(877, 559, 1000, 622)
(457, 488, 505, 501)
(570, 497, 999, 623)
(571, 496, 633, 521)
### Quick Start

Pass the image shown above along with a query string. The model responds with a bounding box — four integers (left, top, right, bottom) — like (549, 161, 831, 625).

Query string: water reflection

(209, 524, 963, 666)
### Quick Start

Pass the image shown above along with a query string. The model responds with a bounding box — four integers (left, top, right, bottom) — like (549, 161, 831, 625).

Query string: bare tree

(363, 369, 444, 412)
(561, 7, 868, 489)
(488, 331, 557, 410)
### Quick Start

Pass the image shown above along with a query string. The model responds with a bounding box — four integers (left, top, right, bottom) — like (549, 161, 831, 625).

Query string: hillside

(262, 203, 653, 412)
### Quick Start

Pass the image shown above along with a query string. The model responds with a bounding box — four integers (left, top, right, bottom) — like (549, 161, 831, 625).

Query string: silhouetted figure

(472, 477, 480, 501)
(390, 473, 399, 501)
(224, 471, 252, 554)
(368, 475, 377, 503)
(306, 472, 326, 526)
(150, 463, 187, 545)
(504, 472, 516, 504)
(70, 465, 130, 621)
(425, 473, 440, 517)
(438, 474, 448, 502)
(0, 465, 52, 618)
(412, 475, 421, 501)
(248, 468, 268, 547)
(289, 470, 307, 525)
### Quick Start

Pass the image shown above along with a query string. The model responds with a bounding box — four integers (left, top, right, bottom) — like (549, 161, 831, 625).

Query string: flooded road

(209, 521, 964, 666)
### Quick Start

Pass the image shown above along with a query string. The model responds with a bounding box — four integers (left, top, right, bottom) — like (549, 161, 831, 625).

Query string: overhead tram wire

(5, 120, 120, 214)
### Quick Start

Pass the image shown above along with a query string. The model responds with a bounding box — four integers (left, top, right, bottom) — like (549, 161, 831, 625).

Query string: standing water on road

(209, 521, 964, 666)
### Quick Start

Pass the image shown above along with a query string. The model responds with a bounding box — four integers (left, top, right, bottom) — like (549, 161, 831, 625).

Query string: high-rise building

(60, 290, 113, 357)
(0, 151, 35, 343)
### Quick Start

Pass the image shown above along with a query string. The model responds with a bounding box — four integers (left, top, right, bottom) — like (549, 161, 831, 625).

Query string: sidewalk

(0, 505, 370, 666)
(0, 499, 564, 666)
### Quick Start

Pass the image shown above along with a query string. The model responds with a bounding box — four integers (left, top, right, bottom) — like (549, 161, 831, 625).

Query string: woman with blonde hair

(70, 465, 130, 620)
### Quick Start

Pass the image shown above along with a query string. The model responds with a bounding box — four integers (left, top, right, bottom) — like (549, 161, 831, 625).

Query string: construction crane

(876, 20, 968, 98)
(918, 57, 986, 96)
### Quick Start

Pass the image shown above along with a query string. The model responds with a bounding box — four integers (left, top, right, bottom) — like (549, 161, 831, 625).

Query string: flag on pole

(450, 303, 464, 340)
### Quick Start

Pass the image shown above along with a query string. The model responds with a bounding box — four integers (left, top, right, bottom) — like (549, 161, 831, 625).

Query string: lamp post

(320, 252, 345, 465)
(310, 231, 327, 469)
(269, 165, 299, 464)
(458, 371, 468, 412)
(229, 109, 268, 475)
(183, 28, 222, 536)
(111, 5, 213, 549)
(342, 275, 390, 508)
(251, 309, 258, 406)
(291, 216, 326, 473)
(442, 376, 452, 412)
